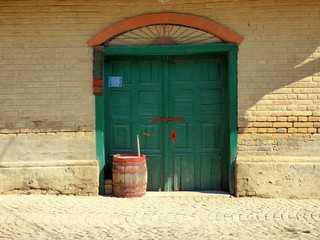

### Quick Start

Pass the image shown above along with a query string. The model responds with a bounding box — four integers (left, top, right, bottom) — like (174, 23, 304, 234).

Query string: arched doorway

(88, 13, 243, 46)
(88, 13, 242, 194)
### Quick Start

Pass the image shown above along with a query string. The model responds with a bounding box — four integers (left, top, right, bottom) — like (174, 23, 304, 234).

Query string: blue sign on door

(108, 76, 122, 87)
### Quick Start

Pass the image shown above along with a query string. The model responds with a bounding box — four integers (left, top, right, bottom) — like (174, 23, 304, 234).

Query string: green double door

(105, 53, 229, 191)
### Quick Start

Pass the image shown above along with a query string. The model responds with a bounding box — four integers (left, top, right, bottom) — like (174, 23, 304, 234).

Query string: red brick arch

(87, 13, 243, 46)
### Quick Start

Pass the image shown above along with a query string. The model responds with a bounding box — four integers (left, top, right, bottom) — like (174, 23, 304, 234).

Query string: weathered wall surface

(236, 156, 319, 199)
(0, 160, 99, 195)
(236, 134, 320, 198)
(0, 132, 98, 195)
(0, 132, 95, 162)
(1, 1, 319, 134)
(0, 0, 319, 197)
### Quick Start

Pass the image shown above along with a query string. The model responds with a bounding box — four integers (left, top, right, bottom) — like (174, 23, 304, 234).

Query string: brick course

(0, 0, 319, 143)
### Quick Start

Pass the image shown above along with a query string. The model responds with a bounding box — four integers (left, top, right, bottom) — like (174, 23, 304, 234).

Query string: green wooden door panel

(200, 154, 222, 190)
(105, 56, 165, 189)
(172, 154, 222, 191)
(146, 155, 163, 191)
(105, 53, 228, 191)
(167, 54, 227, 191)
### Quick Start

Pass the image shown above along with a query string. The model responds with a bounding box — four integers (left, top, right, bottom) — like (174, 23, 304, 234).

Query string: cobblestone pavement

(0, 192, 319, 240)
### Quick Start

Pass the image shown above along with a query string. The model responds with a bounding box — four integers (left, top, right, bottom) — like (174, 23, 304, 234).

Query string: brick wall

(0, 0, 319, 147)
(234, 2, 320, 137)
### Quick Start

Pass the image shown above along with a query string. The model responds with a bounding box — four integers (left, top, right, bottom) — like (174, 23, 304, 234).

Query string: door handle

(150, 117, 183, 123)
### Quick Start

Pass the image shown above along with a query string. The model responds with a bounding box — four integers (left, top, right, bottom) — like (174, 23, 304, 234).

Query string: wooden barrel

(112, 154, 147, 198)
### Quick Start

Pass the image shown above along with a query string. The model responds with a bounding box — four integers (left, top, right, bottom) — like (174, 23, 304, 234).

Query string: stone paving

(0, 192, 319, 240)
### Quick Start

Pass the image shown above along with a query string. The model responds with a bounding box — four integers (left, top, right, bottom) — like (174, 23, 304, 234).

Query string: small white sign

(108, 76, 122, 87)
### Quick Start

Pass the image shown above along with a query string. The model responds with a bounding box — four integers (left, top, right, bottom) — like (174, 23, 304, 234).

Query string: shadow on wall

(237, 40, 320, 157)
(238, 43, 320, 129)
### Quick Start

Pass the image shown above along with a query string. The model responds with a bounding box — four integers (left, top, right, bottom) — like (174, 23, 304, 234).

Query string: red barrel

(112, 154, 147, 198)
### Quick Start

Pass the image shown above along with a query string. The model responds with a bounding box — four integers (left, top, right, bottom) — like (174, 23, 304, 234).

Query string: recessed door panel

(105, 53, 227, 191)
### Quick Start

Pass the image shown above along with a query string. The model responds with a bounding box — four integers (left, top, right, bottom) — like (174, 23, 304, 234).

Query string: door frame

(95, 43, 238, 195)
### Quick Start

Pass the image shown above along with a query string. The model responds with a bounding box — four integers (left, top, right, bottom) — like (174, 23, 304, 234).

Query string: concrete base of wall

(236, 156, 320, 199)
(0, 132, 98, 195)
(0, 160, 99, 195)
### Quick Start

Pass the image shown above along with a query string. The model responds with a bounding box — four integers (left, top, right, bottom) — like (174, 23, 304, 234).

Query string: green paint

(105, 44, 236, 56)
(163, 56, 170, 191)
(168, 54, 227, 191)
(95, 44, 238, 194)
(95, 96, 105, 194)
(104, 55, 165, 190)
(228, 45, 238, 195)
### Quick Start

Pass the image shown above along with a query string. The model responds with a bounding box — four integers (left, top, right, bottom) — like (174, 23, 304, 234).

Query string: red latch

(150, 117, 183, 123)
(170, 130, 177, 142)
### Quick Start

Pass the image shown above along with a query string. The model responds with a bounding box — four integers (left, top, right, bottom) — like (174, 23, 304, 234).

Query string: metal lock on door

(170, 130, 177, 142)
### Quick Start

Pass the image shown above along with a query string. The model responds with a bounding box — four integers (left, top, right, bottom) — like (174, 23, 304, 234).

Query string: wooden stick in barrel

(137, 134, 140, 157)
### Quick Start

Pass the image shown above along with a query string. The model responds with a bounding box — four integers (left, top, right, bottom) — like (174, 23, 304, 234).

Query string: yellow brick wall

(0, 0, 319, 142)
